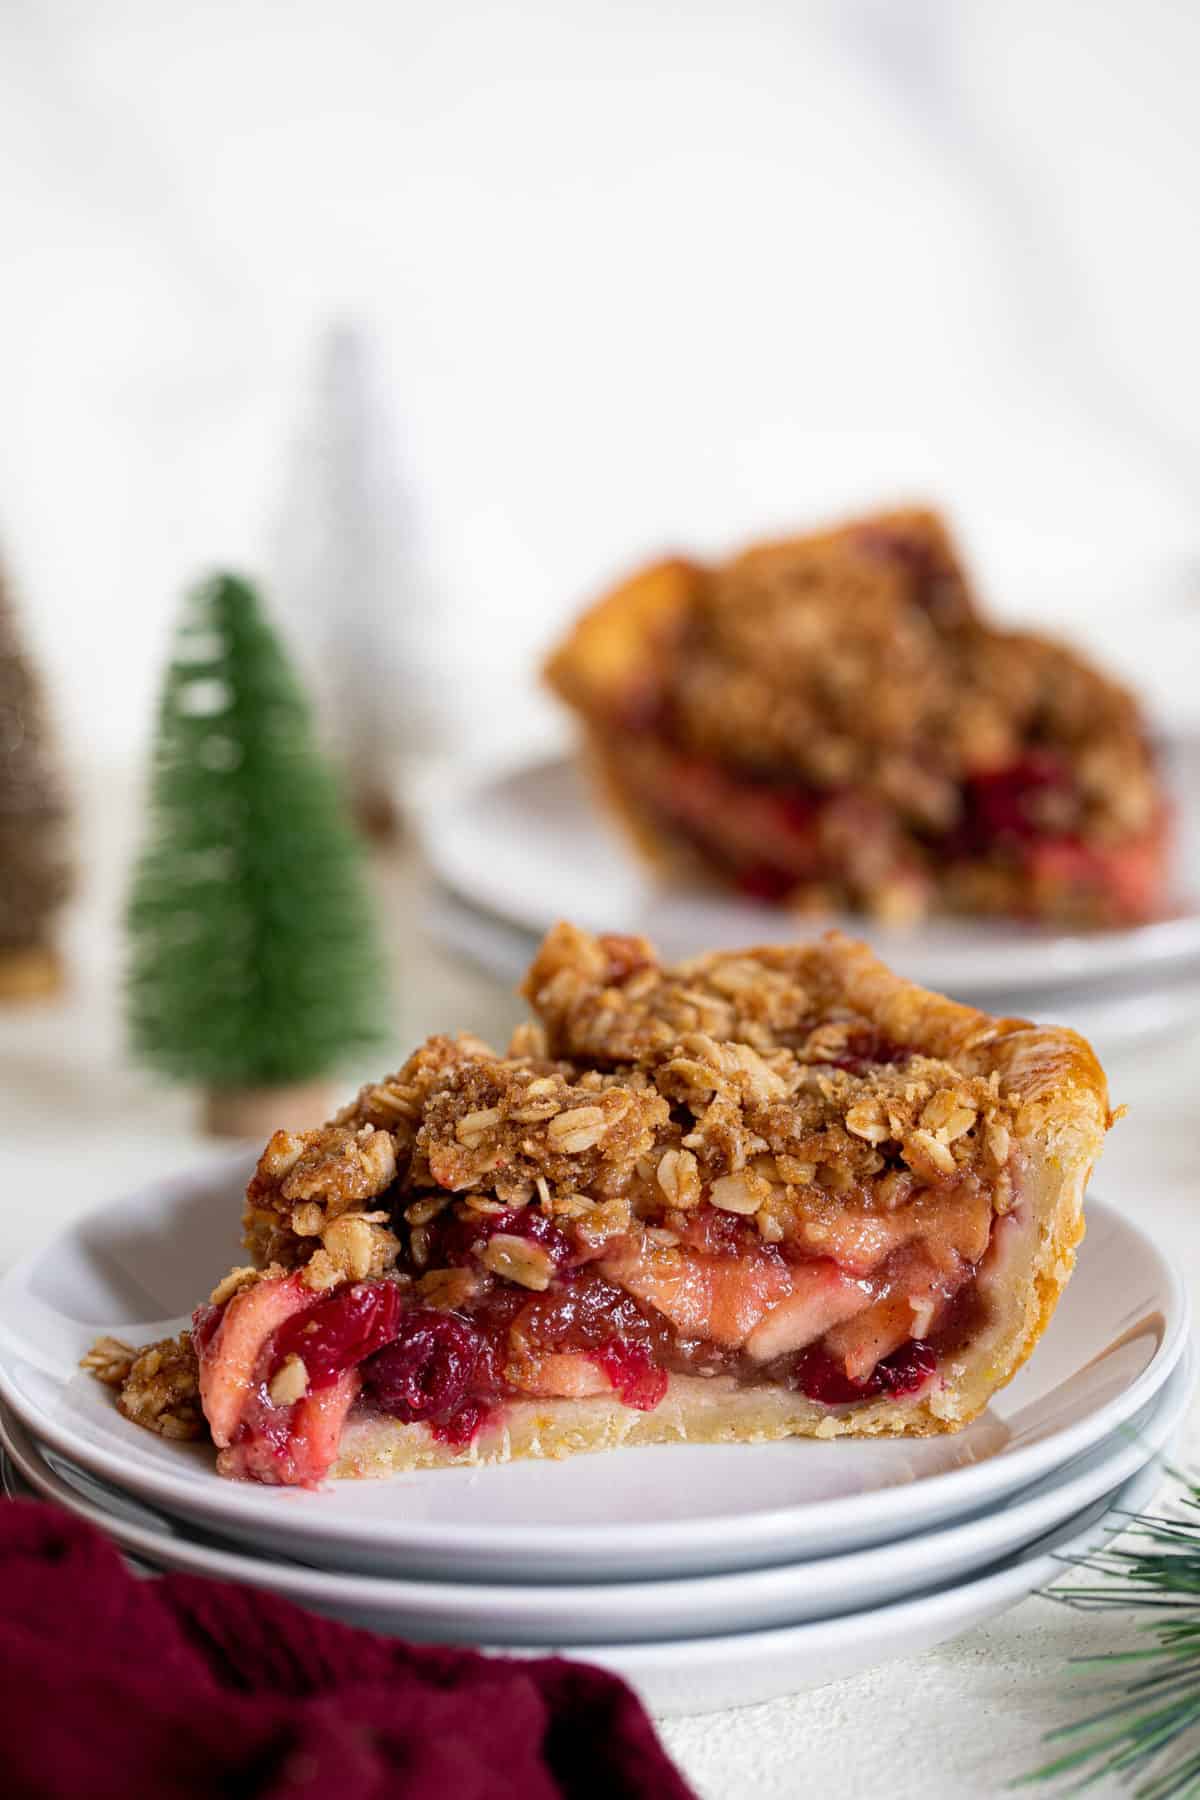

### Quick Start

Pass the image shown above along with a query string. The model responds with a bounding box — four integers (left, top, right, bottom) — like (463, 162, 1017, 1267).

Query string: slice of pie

(95, 924, 1113, 1487)
(545, 507, 1170, 925)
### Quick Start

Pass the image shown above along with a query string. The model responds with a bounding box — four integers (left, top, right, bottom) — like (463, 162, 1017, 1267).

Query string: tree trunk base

(0, 945, 62, 1001)
(202, 1080, 337, 1141)
(353, 778, 405, 845)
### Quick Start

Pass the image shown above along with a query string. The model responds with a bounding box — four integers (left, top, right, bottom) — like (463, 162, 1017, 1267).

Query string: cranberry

(790, 1339, 937, 1404)
(775, 788, 820, 833)
(590, 1340, 669, 1411)
(735, 863, 796, 905)
(951, 753, 1071, 854)
(430, 1398, 490, 1446)
(873, 1339, 938, 1397)
(423, 1206, 574, 1276)
(363, 1309, 482, 1421)
(789, 1345, 870, 1405)
(191, 1301, 225, 1355)
(465, 1282, 536, 1396)
(270, 1282, 404, 1390)
(511, 1273, 671, 1412)
(824, 1029, 910, 1074)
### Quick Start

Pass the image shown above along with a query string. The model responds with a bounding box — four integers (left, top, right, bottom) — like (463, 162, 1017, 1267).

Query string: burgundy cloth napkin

(0, 1500, 697, 1800)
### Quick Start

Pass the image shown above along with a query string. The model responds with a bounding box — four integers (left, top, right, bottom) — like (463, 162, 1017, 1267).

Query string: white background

(3, 0, 1200, 771)
(3, 15, 1200, 1792)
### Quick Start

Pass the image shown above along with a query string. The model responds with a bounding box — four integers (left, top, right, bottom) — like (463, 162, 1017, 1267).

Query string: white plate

(0, 1415, 1168, 1716)
(525, 1454, 1170, 1714)
(0, 1160, 1186, 1581)
(420, 741, 1200, 1001)
(424, 882, 1200, 1064)
(1, 1348, 1189, 1648)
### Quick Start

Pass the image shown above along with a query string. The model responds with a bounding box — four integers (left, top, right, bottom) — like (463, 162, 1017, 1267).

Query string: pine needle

(1017, 1470, 1200, 1796)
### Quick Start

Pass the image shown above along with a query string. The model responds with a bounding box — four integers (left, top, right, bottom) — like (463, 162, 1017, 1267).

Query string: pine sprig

(1018, 1477, 1200, 1797)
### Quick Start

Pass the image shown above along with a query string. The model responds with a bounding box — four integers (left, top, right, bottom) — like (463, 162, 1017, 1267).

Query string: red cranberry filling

(591, 1339, 669, 1410)
(946, 753, 1071, 857)
(627, 713, 1139, 912)
(362, 1309, 482, 1422)
(823, 1029, 911, 1075)
(515, 1271, 671, 1351)
(735, 862, 801, 904)
(790, 1338, 937, 1405)
(430, 1399, 490, 1446)
(513, 1271, 674, 1412)
(269, 1281, 405, 1390)
(201, 1217, 971, 1478)
(422, 1205, 575, 1273)
(191, 1301, 224, 1356)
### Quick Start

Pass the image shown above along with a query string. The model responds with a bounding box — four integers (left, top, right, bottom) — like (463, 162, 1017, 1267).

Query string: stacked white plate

(419, 737, 1200, 1059)
(0, 1161, 1191, 1716)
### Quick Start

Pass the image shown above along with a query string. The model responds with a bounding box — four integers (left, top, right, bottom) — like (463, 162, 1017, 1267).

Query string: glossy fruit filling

(609, 731, 1163, 921)
(195, 1189, 1004, 1484)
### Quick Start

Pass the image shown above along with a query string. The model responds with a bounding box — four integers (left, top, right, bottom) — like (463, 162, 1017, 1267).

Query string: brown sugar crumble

(234, 923, 1022, 1291)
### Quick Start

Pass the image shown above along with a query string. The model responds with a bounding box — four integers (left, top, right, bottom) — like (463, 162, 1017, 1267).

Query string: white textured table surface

(1, 779, 1198, 1800)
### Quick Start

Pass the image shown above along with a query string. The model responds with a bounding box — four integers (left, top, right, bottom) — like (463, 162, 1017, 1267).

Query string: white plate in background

(0, 1161, 1186, 1582)
(420, 740, 1200, 1003)
(2, 1347, 1189, 1647)
(423, 879, 1200, 1063)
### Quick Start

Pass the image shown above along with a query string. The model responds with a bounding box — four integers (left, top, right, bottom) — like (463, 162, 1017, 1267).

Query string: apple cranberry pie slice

(98, 924, 1112, 1486)
(545, 507, 1170, 925)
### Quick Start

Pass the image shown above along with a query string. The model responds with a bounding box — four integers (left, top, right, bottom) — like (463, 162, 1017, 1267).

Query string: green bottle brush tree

(126, 572, 390, 1136)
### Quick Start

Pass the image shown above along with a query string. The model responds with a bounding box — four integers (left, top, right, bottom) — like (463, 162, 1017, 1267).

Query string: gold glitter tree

(0, 562, 70, 998)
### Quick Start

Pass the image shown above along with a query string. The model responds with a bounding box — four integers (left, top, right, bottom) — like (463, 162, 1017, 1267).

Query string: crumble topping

(655, 516, 1156, 838)
(79, 1336, 137, 1387)
(244, 1125, 402, 1280)
(231, 923, 1020, 1290)
(100, 1331, 204, 1440)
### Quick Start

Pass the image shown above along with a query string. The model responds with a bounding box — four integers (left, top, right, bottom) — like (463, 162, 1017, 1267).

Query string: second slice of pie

(545, 507, 1169, 925)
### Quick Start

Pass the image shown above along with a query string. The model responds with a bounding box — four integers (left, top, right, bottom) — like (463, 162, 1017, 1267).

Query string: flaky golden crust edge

(577, 723, 696, 878)
(544, 557, 701, 717)
(804, 930, 1108, 1429)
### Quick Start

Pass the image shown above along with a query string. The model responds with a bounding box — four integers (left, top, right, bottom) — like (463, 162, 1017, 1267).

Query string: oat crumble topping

(230, 923, 1020, 1293)
(103, 1331, 204, 1440)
